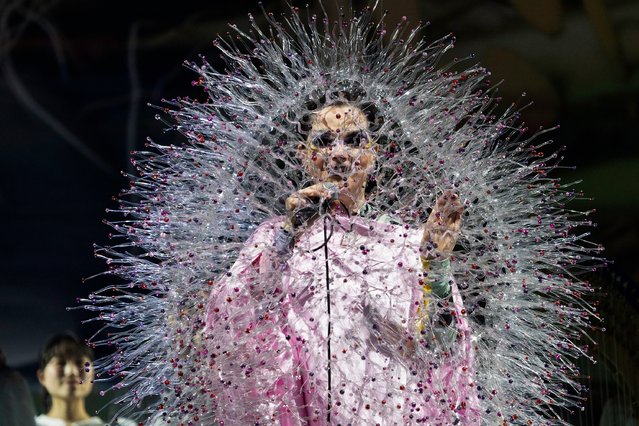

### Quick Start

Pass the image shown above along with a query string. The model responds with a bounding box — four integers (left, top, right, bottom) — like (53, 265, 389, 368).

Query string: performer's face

(302, 104, 376, 182)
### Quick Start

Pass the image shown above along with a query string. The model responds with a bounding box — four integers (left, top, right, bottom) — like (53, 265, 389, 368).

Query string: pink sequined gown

(205, 214, 479, 425)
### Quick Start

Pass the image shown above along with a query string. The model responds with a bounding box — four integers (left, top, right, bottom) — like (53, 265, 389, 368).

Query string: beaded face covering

(303, 104, 376, 184)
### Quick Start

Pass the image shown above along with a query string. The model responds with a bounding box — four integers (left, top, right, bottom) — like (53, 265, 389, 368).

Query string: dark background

(1, 0, 637, 421)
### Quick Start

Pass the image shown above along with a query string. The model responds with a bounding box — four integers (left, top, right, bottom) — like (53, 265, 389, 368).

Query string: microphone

(275, 182, 341, 256)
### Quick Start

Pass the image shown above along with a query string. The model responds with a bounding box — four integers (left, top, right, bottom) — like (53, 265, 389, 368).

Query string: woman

(35, 333, 134, 426)
(203, 101, 478, 425)
(80, 6, 600, 424)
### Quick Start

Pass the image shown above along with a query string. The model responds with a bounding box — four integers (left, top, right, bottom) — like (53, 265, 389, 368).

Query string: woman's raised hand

(421, 190, 464, 258)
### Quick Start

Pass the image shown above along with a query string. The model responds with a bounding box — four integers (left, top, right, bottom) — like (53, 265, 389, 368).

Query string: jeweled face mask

(304, 103, 376, 181)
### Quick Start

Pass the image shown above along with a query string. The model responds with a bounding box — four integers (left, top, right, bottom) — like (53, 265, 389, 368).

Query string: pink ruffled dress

(205, 214, 479, 425)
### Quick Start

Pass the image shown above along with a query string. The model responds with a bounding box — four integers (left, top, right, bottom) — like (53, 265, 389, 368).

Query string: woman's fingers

(422, 191, 464, 254)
